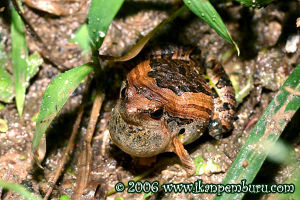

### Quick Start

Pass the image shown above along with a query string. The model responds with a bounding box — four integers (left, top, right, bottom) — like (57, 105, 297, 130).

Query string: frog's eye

(149, 108, 163, 120)
(120, 87, 126, 100)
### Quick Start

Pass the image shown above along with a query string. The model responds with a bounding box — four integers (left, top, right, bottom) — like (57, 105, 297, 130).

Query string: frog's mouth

(109, 106, 171, 157)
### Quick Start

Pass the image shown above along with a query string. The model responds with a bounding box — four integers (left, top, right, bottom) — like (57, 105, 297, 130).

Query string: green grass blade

(11, 4, 43, 116)
(214, 64, 300, 200)
(70, 24, 91, 56)
(0, 179, 42, 200)
(11, 4, 28, 116)
(32, 64, 93, 162)
(183, 0, 240, 55)
(88, 0, 124, 51)
(235, 0, 275, 8)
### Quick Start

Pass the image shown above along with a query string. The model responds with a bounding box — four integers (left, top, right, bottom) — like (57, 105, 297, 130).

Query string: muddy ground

(0, 0, 300, 199)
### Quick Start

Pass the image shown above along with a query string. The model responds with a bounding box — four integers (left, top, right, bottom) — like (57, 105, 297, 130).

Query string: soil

(0, 0, 299, 200)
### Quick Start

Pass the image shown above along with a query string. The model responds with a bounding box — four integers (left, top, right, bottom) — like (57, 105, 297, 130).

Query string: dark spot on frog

(179, 65, 186, 75)
(128, 126, 135, 133)
(217, 102, 235, 112)
(148, 59, 211, 96)
(215, 77, 232, 89)
(223, 102, 234, 110)
(136, 127, 144, 132)
(133, 135, 142, 143)
(222, 114, 235, 121)
(224, 93, 235, 101)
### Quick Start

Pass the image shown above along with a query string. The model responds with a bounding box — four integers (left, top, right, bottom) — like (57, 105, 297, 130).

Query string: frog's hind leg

(205, 57, 236, 139)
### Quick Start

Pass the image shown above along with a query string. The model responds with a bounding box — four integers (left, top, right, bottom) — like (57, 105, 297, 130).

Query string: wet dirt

(0, 0, 299, 200)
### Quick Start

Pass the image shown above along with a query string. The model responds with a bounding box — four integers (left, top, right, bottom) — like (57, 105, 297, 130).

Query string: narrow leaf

(0, 179, 42, 200)
(88, 0, 124, 50)
(32, 64, 93, 162)
(11, 4, 28, 116)
(235, 0, 275, 8)
(70, 24, 91, 56)
(183, 0, 240, 55)
(214, 64, 300, 200)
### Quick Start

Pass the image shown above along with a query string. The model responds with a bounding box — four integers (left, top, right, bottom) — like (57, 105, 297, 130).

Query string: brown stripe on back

(127, 60, 213, 121)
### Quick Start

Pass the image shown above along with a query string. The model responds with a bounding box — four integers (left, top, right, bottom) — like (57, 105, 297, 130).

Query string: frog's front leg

(205, 57, 236, 139)
(166, 137, 196, 176)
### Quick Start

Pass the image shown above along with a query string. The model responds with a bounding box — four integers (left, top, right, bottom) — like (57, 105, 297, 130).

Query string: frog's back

(127, 55, 214, 121)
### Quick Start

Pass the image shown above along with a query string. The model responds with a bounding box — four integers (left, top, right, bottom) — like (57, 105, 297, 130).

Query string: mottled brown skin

(109, 47, 236, 175)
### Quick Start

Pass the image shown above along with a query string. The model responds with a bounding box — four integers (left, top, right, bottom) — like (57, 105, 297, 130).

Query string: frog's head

(108, 79, 172, 157)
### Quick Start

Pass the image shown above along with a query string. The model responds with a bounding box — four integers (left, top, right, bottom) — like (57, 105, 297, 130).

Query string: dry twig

(72, 91, 105, 199)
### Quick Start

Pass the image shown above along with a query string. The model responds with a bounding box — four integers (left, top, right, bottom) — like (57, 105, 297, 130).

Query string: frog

(108, 46, 236, 176)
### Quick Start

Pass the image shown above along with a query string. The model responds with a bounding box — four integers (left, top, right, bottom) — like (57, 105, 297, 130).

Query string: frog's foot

(171, 137, 195, 176)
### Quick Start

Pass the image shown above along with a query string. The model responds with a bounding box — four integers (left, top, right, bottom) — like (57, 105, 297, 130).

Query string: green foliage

(143, 192, 152, 199)
(88, 0, 124, 51)
(183, 0, 240, 55)
(60, 194, 71, 200)
(194, 155, 221, 175)
(214, 64, 300, 200)
(69, 24, 91, 56)
(11, 5, 28, 116)
(11, 6, 43, 116)
(114, 197, 125, 200)
(32, 64, 93, 162)
(236, 0, 276, 8)
(0, 179, 42, 200)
